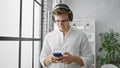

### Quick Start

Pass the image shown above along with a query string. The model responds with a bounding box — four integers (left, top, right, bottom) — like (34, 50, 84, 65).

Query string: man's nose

(59, 21, 64, 25)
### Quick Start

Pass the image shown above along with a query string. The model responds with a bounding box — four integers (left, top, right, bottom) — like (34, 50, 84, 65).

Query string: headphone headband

(54, 5, 70, 11)
(52, 4, 73, 21)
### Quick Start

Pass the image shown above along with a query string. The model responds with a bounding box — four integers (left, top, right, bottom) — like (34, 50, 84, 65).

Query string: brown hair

(52, 8, 69, 16)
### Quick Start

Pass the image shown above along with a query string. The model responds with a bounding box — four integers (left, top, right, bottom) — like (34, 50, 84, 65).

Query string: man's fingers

(63, 52, 69, 55)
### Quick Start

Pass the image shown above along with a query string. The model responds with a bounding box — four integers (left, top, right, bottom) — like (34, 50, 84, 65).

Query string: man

(40, 4, 93, 68)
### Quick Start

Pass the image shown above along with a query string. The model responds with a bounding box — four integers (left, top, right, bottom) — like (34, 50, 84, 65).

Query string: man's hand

(61, 52, 84, 66)
(44, 54, 63, 66)
(44, 52, 84, 66)
(61, 52, 74, 64)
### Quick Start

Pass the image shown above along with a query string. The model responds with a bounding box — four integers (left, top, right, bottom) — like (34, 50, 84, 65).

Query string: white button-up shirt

(40, 26, 93, 68)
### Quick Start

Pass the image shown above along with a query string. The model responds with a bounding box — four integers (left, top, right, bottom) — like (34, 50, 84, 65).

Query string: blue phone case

(53, 52, 62, 57)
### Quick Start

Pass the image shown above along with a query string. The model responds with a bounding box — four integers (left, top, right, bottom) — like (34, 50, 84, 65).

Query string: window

(0, 0, 44, 68)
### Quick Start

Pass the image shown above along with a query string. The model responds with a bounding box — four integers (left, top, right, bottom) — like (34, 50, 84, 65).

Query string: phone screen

(53, 52, 62, 57)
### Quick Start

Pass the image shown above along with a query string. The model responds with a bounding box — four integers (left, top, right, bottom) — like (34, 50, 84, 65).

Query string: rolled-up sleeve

(40, 36, 51, 67)
(80, 34, 93, 67)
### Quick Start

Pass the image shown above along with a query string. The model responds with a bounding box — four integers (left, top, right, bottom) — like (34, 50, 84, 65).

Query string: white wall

(63, 0, 120, 68)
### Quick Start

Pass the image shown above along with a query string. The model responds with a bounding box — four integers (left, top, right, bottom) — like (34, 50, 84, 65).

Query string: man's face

(54, 14, 70, 32)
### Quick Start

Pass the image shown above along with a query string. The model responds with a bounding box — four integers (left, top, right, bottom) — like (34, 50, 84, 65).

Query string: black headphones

(52, 4, 73, 21)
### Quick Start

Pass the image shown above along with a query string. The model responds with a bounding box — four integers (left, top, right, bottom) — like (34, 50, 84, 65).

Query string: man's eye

(55, 19, 68, 23)
(62, 20, 68, 22)
(62, 20, 65, 22)
(55, 20, 59, 22)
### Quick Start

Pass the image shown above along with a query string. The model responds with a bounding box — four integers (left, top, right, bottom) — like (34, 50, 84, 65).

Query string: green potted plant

(97, 29, 120, 67)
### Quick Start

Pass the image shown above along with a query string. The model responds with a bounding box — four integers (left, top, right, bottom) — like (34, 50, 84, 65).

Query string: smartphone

(53, 52, 62, 57)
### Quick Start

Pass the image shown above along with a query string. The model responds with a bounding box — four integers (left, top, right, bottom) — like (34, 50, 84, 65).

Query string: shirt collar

(58, 25, 73, 36)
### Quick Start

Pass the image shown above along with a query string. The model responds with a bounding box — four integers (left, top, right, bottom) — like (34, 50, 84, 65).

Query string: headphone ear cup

(52, 16, 55, 22)
(69, 11, 73, 21)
